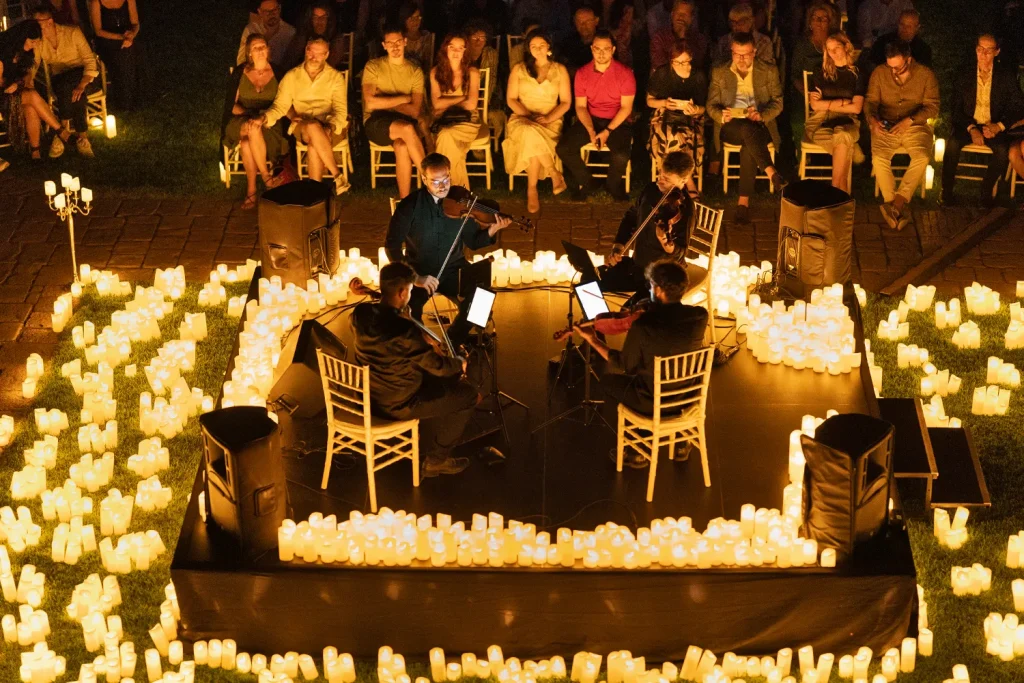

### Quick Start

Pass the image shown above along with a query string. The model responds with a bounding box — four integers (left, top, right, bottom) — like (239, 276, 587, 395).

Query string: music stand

(561, 240, 601, 284)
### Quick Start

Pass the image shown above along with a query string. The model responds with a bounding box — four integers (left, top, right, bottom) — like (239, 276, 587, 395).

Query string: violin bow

(621, 185, 677, 254)
(429, 192, 480, 359)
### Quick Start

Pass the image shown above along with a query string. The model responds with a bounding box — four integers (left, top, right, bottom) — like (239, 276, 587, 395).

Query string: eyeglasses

(731, 50, 754, 58)
(976, 46, 998, 54)
(672, 58, 692, 66)
(383, 40, 404, 48)
(427, 175, 451, 188)
(259, 7, 281, 16)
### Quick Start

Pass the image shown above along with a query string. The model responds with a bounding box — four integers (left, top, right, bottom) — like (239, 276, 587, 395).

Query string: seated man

(238, 0, 296, 68)
(556, 29, 636, 202)
(868, 9, 932, 67)
(706, 32, 786, 224)
(574, 259, 709, 467)
(865, 39, 938, 230)
(650, 0, 709, 72)
(386, 153, 512, 347)
(711, 3, 775, 66)
(351, 261, 479, 477)
(857, 0, 914, 49)
(941, 34, 1022, 207)
(362, 22, 429, 199)
(558, 5, 599, 73)
(33, 3, 98, 158)
(259, 37, 349, 194)
(602, 151, 696, 297)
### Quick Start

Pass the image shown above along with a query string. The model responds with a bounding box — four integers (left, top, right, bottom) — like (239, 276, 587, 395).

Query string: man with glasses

(941, 34, 1022, 207)
(237, 0, 296, 68)
(650, 0, 709, 72)
(712, 3, 774, 66)
(865, 39, 938, 229)
(385, 153, 511, 346)
(362, 23, 429, 198)
(558, 5, 600, 73)
(556, 29, 636, 202)
(706, 32, 786, 224)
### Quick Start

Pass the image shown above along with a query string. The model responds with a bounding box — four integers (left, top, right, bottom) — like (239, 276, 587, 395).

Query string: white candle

(105, 115, 117, 138)
(81, 187, 93, 203)
(44, 181, 56, 196)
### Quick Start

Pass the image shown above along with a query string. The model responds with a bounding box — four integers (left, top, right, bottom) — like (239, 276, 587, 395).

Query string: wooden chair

(466, 67, 494, 190)
(872, 146, 927, 199)
(722, 140, 774, 192)
(616, 347, 715, 501)
(1007, 165, 1024, 198)
(580, 143, 632, 193)
(316, 350, 419, 513)
(296, 69, 354, 184)
(949, 143, 999, 198)
(41, 57, 109, 132)
(506, 34, 525, 68)
(650, 153, 703, 192)
(683, 202, 725, 345)
(335, 32, 355, 75)
(798, 71, 851, 187)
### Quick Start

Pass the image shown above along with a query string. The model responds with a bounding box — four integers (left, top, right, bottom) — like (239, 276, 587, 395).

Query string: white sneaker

(48, 135, 66, 159)
(76, 136, 95, 158)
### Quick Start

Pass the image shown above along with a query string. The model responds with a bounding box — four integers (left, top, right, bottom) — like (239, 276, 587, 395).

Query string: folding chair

(797, 71, 851, 187)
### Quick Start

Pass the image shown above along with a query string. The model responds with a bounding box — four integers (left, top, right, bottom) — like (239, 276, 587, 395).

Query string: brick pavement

(0, 171, 1018, 411)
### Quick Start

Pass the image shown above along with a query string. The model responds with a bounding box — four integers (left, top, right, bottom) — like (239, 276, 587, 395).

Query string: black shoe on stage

(734, 204, 750, 224)
(609, 446, 649, 469)
(674, 443, 694, 462)
(422, 456, 471, 478)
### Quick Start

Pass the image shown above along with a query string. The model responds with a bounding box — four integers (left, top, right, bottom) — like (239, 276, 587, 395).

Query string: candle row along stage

(0, 506, 43, 552)
(984, 613, 1024, 662)
(2, 607, 51, 648)
(971, 385, 1012, 416)
(964, 282, 1001, 315)
(934, 507, 970, 549)
(951, 564, 992, 596)
(951, 321, 982, 349)
(986, 357, 1021, 388)
(921, 395, 961, 428)
(920, 368, 962, 398)
(0, 414, 14, 448)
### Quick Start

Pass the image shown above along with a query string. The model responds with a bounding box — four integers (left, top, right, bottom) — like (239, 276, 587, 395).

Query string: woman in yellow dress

(430, 33, 485, 189)
(502, 30, 572, 213)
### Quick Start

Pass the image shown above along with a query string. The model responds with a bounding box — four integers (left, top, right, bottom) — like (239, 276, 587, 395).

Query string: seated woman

(0, 19, 75, 163)
(222, 34, 289, 209)
(805, 31, 865, 193)
(646, 40, 706, 198)
(502, 30, 571, 213)
(398, 0, 434, 71)
(429, 33, 484, 190)
(88, 0, 145, 110)
(790, 0, 840, 95)
(464, 19, 505, 148)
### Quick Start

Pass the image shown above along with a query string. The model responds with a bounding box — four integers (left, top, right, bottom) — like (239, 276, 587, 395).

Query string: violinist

(600, 150, 696, 298)
(386, 153, 513, 346)
(574, 259, 708, 468)
(351, 261, 482, 477)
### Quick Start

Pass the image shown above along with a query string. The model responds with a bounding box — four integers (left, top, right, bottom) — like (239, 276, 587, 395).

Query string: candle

(44, 181, 56, 196)
(900, 637, 916, 672)
(105, 115, 117, 138)
(81, 187, 93, 203)
(925, 164, 935, 190)
(934, 137, 946, 162)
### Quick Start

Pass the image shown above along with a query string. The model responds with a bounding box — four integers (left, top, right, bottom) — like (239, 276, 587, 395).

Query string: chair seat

(620, 402, 701, 429)
(683, 264, 708, 294)
(331, 409, 418, 438)
(961, 143, 993, 154)
(801, 141, 829, 153)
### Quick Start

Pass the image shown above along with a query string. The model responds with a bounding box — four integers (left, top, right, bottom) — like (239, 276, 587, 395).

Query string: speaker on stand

(258, 179, 342, 287)
(776, 180, 855, 298)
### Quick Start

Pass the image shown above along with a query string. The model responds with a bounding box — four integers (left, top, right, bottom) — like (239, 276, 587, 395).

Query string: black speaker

(258, 180, 341, 287)
(200, 406, 289, 562)
(777, 180, 854, 297)
(800, 413, 894, 560)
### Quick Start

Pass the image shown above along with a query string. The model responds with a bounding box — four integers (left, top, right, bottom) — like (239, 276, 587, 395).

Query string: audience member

(996, 0, 1024, 70)
(606, 0, 637, 69)
(712, 4, 774, 66)
(260, 37, 349, 195)
(223, 34, 289, 209)
(868, 9, 931, 67)
(706, 32, 786, 223)
(805, 31, 865, 193)
(790, 0, 840, 94)
(429, 34, 483, 189)
(647, 40, 706, 196)
(361, 23, 428, 197)
(503, 30, 572, 213)
(284, 0, 350, 70)
(556, 29, 636, 201)
(942, 34, 1022, 207)
(559, 6, 600, 73)
(651, 0, 709, 72)
(237, 0, 296, 68)
(647, 0, 673, 38)
(513, 0, 574, 45)
(49, 0, 82, 26)
(464, 20, 506, 147)
(457, 0, 508, 37)
(331, 0, 362, 34)
(32, 3, 99, 158)
(89, 0, 146, 110)
(397, 0, 435, 70)
(865, 39, 938, 230)
(508, 20, 541, 68)
(857, 0, 914, 49)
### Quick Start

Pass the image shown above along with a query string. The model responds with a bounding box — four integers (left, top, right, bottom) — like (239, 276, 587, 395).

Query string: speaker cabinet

(777, 180, 854, 296)
(258, 180, 341, 287)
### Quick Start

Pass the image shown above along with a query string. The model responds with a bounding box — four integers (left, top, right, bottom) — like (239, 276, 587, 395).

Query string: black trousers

(408, 271, 473, 348)
(720, 119, 775, 197)
(385, 375, 479, 463)
(600, 372, 652, 415)
(941, 130, 1010, 199)
(50, 67, 92, 133)
(598, 258, 647, 298)
(556, 116, 634, 195)
(98, 40, 144, 110)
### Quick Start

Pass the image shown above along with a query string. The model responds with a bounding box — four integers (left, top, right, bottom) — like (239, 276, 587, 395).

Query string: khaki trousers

(870, 124, 933, 202)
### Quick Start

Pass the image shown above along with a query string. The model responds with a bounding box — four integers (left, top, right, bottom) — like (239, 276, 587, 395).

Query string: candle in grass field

(105, 114, 117, 138)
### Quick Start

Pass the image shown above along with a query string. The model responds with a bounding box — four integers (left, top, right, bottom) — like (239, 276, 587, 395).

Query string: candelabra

(45, 173, 93, 284)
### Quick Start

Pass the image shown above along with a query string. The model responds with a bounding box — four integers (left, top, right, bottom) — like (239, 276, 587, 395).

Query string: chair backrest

(686, 202, 724, 263)
(802, 70, 812, 120)
(507, 34, 524, 67)
(477, 67, 490, 120)
(316, 349, 372, 437)
(337, 32, 355, 73)
(389, 197, 398, 215)
(653, 347, 714, 425)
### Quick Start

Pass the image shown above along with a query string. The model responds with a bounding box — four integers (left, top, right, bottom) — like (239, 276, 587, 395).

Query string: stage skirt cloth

(434, 112, 486, 189)
(649, 110, 705, 170)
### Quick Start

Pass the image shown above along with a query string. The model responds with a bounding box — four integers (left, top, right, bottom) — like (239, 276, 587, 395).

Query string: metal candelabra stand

(45, 173, 93, 284)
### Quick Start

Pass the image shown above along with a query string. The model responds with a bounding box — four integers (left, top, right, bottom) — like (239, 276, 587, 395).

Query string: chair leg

(798, 150, 806, 180)
(371, 150, 378, 189)
(669, 431, 677, 461)
(706, 284, 718, 345)
(223, 148, 231, 189)
(722, 150, 730, 193)
(646, 435, 658, 502)
(699, 430, 711, 487)
(367, 444, 378, 513)
(411, 426, 420, 488)
(321, 436, 335, 489)
(616, 408, 625, 472)
(485, 146, 493, 190)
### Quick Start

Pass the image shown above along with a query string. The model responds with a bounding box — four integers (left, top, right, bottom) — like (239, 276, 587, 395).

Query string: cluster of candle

(951, 321, 982, 349)
(135, 476, 172, 511)
(77, 421, 118, 453)
(121, 287, 175, 336)
(198, 278, 228, 307)
(72, 321, 97, 349)
(971, 385, 1012, 416)
(2, 606, 50, 646)
(701, 252, 772, 317)
(921, 395, 962, 428)
(144, 340, 196, 395)
(324, 648, 358, 683)
(951, 564, 991, 596)
(24, 435, 59, 469)
(82, 391, 117, 425)
(984, 614, 1024, 661)
(920, 367, 962, 398)
(739, 287, 861, 374)
(877, 310, 909, 341)
(41, 481, 93, 522)
(1007, 531, 1024, 568)
(896, 343, 929, 368)
(1008, 321, 1024, 350)
(77, 639, 138, 683)
(934, 299, 963, 330)
(66, 575, 122, 636)
(34, 408, 69, 436)
(17, 640, 66, 682)
(0, 506, 42, 551)
(93, 270, 132, 298)
(51, 517, 98, 564)
(127, 438, 171, 478)
(227, 295, 247, 317)
(964, 282, 1001, 315)
(986, 357, 1021, 388)
(0, 414, 14, 448)
(11, 464, 47, 500)
(98, 530, 165, 573)
(4, 564, 46, 606)
(1013, 581, 1024, 612)
(146, 600, 180, 658)
(68, 452, 115, 492)
(154, 267, 187, 300)
(178, 312, 208, 341)
(1011, 301, 1023, 323)
(903, 284, 936, 312)
(100, 490, 134, 536)
(934, 507, 970, 549)
(23, 353, 45, 399)
(52, 292, 74, 332)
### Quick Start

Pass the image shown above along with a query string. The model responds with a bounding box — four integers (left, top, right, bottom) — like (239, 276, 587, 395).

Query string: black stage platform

(172, 280, 917, 660)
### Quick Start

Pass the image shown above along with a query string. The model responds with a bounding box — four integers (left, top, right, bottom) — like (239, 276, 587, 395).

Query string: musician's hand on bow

(487, 214, 512, 237)
(607, 243, 626, 266)
(415, 275, 439, 295)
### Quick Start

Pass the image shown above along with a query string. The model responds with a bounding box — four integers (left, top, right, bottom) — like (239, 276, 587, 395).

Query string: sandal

(240, 192, 258, 210)
(263, 174, 285, 190)
(30, 145, 42, 162)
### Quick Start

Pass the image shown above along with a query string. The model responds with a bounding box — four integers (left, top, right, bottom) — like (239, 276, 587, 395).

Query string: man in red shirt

(556, 29, 636, 201)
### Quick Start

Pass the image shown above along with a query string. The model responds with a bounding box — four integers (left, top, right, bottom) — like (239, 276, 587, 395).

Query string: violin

(552, 299, 651, 342)
(441, 185, 535, 233)
(653, 188, 687, 243)
(349, 278, 462, 361)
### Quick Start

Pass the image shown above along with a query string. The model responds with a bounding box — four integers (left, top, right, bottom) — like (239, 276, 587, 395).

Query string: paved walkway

(0, 172, 1019, 410)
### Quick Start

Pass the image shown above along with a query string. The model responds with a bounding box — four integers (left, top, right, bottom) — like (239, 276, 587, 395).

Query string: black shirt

(807, 65, 868, 101)
(869, 33, 932, 68)
(614, 182, 695, 270)
(647, 65, 708, 106)
(558, 33, 595, 73)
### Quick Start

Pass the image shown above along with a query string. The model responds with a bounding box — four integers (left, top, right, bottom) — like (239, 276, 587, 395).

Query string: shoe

(551, 174, 567, 196)
(0, 159, 8, 174)
(478, 445, 505, 464)
(48, 135, 66, 159)
(879, 202, 899, 230)
(896, 211, 912, 232)
(75, 136, 94, 158)
(334, 174, 350, 195)
(422, 456, 470, 478)
(608, 446, 649, 469)
(263, 173, 286, 189)
(674, 443, 694, 461)
(852, 144, 866, 165)
(770, 171, 788, 196)
(734, 204, 750, 224)
(241, 192, 258, 210)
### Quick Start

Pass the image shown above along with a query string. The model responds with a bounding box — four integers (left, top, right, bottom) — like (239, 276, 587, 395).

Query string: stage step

(928, 426, 991, 508)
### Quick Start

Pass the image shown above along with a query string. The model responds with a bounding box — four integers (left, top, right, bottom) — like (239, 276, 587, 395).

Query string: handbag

(430, 108, 474, 135)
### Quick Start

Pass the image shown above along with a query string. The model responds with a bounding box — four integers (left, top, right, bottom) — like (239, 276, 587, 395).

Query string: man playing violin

(601, 150, 695, 298)
(351, 261, 481, 477)
(575, 259, 708, 468)
(386, 153, 512, 346)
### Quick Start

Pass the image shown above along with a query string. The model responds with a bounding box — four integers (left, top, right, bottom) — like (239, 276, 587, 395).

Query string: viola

(349, 278, 462, 361)
(552, 299, 651, 342)
(441, 185, 535, 233)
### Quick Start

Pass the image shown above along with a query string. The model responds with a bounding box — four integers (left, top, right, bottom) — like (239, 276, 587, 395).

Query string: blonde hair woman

(805, 31, 864, 192)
